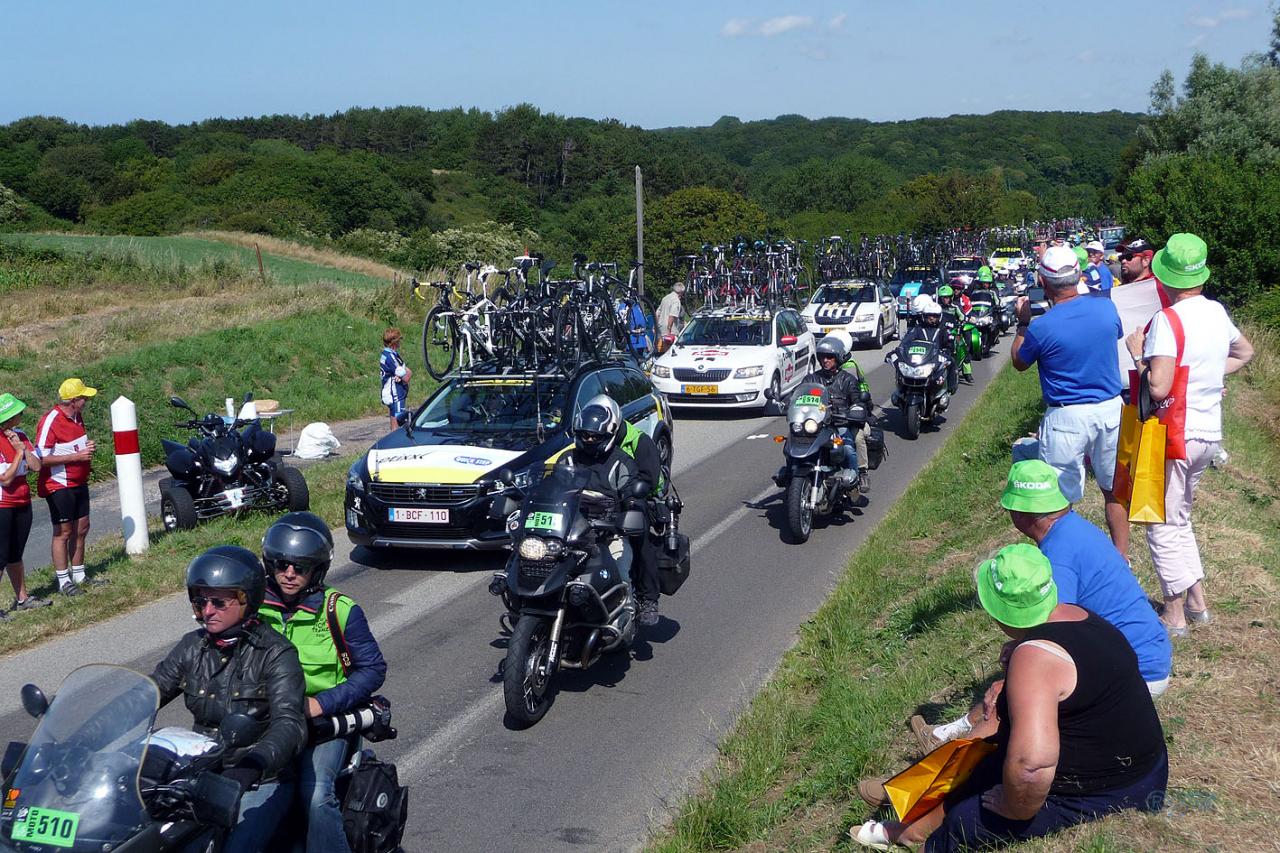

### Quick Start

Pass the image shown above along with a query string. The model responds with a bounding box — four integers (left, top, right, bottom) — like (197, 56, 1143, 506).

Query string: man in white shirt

(656, 283, 686, 339)
(1125, 233, 1253, 637)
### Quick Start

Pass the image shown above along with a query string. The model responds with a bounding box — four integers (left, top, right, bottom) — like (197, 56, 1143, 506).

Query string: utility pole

(635, 165, 645, 297)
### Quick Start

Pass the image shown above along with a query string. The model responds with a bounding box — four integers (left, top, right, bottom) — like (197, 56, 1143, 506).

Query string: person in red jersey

(35, 378, 102, 596)
(0, 393, 51, 615)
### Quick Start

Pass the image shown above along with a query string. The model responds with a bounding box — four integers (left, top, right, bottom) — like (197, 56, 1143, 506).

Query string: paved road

(0, 331, 1010, 852)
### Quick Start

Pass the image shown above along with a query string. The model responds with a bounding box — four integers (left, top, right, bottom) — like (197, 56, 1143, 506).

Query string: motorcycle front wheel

(503, 614, 554, 726)
(785, 476, 813, 544)
(904, 402, 922, 440)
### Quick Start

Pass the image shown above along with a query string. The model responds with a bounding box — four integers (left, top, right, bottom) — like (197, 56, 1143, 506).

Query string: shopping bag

(883, 737, 997, 824)
(1112, 402, 1142, 507)
(1128, 417, 1167, 524)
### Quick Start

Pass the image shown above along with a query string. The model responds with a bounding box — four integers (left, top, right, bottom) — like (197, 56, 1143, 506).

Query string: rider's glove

(222, 760, 264, 791)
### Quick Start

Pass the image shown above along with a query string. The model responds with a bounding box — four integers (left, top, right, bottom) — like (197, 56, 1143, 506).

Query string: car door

(775, 312, 800, 387)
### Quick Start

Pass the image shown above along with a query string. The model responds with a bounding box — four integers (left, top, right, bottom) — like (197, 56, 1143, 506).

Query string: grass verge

(651, 331, 1280, 852)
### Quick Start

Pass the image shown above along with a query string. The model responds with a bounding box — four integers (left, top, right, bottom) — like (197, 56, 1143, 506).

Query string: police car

(344, 359, 673, 550)
(649, 306, 814, 410)
(800, 279, 900, 348)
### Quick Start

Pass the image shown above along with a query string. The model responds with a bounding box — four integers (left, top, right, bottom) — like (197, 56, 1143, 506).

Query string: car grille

(369, 483, 484, 505)
(667, 393, 753, 404)
(673, 368, 732, 382)
(378, 521, 478, 539)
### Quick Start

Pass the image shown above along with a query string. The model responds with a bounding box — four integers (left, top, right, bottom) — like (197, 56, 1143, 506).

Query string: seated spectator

(853, 545, 1168, 851)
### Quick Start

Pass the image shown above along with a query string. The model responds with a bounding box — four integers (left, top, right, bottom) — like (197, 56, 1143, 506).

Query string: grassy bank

(652, 334, 1280, 851)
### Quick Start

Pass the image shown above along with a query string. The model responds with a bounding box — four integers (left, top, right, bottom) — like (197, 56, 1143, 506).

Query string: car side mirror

(218, 713, 257, 749)
(20, 684, 48, 719)
(763, 388, 777, 403)
(779, 335, 798, 346)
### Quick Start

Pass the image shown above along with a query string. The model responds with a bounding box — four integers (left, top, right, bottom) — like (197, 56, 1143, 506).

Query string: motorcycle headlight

(650, 364, 671, 379)
(518, 536, 548, 561)
(213, 454, 239, 475)
(734, 365, 764, 379)
(804, 418, 819, 435)
(899, 363, 935, 379)
(977, 316, 993, 326)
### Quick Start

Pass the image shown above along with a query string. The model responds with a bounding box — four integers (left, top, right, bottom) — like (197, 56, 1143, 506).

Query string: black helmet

(815, 337, 845, 373)
(573, 394, 622, 461)
(185, 545, 267, 615)
(262, 511, 335, 594)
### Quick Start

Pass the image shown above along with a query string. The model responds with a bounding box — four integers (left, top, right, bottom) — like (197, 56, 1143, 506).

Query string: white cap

(1084, 240, 1105, 254)
(1038, 245, 1080, 278)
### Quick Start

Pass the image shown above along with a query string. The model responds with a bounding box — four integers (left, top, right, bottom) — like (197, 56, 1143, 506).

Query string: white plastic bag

(294, 422, 342, 459)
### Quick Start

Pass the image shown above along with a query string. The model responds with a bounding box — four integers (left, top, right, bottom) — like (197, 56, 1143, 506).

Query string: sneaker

(857, 777, 890, 809)
(79, 576, 109, 588)
(59, 582, 84, 598)
(13, 596, 51, 611)
(858, 469, 871, 495)
(637, 598, 659, 627)
(1184, 606, 1211, 625)
(910, 714, 944, 752)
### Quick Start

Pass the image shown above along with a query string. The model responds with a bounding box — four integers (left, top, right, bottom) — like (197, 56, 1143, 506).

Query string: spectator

(36, 379, 99, 597)
(656, 282, 686, 340)
(1031, 233, 1050, 262)
(0, 394, 51, 615)
(853, 545, 1168, 851)
(379, 328, 411, 431)
(1084, 240, 1114, 297)
(1125, 233, 1253, 637)
(1117, 237, 1156, 285)
(1012, 246, 1129, 557)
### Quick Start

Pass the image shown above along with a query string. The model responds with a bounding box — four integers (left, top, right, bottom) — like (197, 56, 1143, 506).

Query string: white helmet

(826, 329, 854, 355)
(912, 295, 940, 316)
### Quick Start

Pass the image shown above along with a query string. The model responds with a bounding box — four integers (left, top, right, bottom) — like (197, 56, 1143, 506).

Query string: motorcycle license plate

(682, 384, 718, 395)
(388, 507, 450, 524)
(224, 487, 246, 508)
(12, 806, 80, 847)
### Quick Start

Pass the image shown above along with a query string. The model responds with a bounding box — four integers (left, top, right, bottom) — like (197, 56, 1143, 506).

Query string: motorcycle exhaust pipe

(580, 628, 601, 666)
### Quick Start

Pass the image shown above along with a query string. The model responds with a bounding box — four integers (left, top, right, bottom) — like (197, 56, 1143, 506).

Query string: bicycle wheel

(554, 303, 585, 368)
(422, 305, 458, 380)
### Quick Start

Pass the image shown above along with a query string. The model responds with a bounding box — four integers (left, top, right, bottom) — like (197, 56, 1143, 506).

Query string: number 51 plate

(12, 806, 80, 848)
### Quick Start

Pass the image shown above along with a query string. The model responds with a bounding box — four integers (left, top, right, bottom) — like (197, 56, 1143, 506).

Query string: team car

(800, 279, 900, 348)
(648, 306, 814, 410)
(988, 247, 1027, 277)
(344, 359, 673, 550)
(892, 265, 942, 322)
(944, 256, 985, 281)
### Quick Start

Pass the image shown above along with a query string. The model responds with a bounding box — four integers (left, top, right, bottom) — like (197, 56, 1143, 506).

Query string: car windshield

(812, 284, 877, 304)
(416, 378, 567, 433)
(678, 317, 772, 346)
(947, 258, 983, 272)
(992, 249, 1022, 259)
(892, 267, 934, 285)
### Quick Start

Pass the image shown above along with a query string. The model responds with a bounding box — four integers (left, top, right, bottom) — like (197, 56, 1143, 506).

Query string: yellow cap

(58, 378, 97, 401)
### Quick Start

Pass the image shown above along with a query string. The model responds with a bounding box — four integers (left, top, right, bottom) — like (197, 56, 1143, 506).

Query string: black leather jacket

(797, 367, 867, 419)
(556, 444, 640, 500)
(151, 620, 307, 780)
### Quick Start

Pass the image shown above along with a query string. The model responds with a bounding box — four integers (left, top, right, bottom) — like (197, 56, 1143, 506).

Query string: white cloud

(1190, 16, 1218, 28)
(1075, 49, 1097, 63)
(721, 17, 753, 37)
(1187, 32, 1209, 48)
(828, 12, 847, 31)
(758, 15, 814, 36)
(1191, 7, 1252, 29)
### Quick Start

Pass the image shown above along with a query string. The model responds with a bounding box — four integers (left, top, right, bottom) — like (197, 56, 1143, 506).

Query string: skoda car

(800, 279, 899, 348)
(345, 360, 673, 550)
(648, 307, 814, 410)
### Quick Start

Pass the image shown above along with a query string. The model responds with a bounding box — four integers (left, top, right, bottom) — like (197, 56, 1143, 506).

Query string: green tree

(645, 187, 770, 282)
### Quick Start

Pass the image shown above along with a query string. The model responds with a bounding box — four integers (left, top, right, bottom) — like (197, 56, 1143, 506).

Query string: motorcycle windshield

(519, 466, 595, 538)
(903, 342, 939, 365)
(2, 665, 157, 852)
(787, 384, 830, 427)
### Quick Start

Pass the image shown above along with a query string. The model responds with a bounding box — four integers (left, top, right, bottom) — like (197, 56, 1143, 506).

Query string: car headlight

(898, 362, 935, 379)
(213, 454, 238, 476)
(734, 365, 764, 379)
(650, 364, 671, 378)
(804, 418, 819, 434)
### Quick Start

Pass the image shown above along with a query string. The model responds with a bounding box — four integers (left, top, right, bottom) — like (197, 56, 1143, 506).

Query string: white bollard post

(111, 396, 150, 555)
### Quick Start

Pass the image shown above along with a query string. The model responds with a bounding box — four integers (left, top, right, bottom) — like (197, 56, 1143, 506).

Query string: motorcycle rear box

(657, 533, 691, 595)
(866, 427, 887, 470)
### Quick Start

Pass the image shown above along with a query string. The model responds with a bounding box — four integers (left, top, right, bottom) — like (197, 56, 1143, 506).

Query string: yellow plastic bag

(1128, 417, 1167, 524)
(883, 737, 997, 824)
(1113, 402, 1141, 507)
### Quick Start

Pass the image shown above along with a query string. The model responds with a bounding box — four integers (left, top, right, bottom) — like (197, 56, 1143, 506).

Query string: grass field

(650, 331, 1280, 852)
(0, 232, 393, 290)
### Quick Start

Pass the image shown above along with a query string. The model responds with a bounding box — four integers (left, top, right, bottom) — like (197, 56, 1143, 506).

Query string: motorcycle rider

(613, 398, 666, 627)
(937, 285, 974, 384)
(244, 512, 387, 853)
(150, 546, 307, 851)
(794, 336, 871, 492)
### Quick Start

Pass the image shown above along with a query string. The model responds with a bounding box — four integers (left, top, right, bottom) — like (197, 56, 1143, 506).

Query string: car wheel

(767, 373, 782, 414)
(655, 429, 674, 469)
(873, 320, 886, 349)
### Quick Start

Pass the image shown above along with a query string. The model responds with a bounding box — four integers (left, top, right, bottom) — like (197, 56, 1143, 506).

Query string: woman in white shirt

(1126, 234, 1253, 637)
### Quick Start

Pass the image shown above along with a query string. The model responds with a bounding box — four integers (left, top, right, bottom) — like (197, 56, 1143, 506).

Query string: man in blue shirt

(1012, 245, 1128, 557)
(1084, 240, 1114, 297)
(379, 328, 410, 430)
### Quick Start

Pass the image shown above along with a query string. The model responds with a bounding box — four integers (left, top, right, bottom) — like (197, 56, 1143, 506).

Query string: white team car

(989, 247, 1028, 277)
(649, 306, 815, 410)
(800, 279, 899, 348)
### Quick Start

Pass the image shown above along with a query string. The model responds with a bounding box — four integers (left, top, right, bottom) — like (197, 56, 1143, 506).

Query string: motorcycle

(0, 664, 252, 852)
(487, 466, 649, 726)
(768, 385, 867, 544)
(887, 338, 951, 440)
(159, 395, 309, 531)
(967, 289, 1003, 350)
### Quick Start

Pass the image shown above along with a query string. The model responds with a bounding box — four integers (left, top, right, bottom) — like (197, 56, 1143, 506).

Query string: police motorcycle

(160, 394, 309, 531)
(887, 332, 952, 441)
(0, 664, 255, 852)
(768, 385, 868, 544)
(487, 465, 651, 726)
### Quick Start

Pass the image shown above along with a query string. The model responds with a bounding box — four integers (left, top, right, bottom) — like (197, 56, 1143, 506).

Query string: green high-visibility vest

(260, 586, 352, 698)
(619, 421, 664, 494)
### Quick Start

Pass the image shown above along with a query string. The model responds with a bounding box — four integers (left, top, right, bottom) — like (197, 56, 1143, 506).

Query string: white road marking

(744, 433, 771, 440)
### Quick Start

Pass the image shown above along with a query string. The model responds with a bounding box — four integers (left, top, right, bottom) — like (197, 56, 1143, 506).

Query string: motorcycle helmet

(977, 266, 994, 284)
(937, 284, 954, 301)
(917, 298, 942, 325)
(826, 330, 854, 359)
(952, 273, 974, 292)
(185, 545, 267, 616)
(573, 394, 622, 460)
(815, 336, 845, 372)
(262, 511, 335, 594)
(911, 294, 937, 315)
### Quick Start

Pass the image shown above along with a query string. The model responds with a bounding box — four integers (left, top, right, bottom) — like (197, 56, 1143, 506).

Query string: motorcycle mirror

(191, 771, 241, 828)
(763, 388, 776, 402)
(495, 468, 515, 487)
(20, 684, 48, 719)
(169, 396, 193, 412)
(218, 713, 258, 749)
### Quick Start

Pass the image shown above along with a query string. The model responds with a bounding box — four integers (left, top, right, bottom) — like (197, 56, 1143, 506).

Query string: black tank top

(995, 611, 1165, 794)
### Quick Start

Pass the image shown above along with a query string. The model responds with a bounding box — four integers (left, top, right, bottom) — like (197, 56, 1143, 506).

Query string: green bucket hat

(1152, 232, 1210, 289)
(1073, 245, 1089, 268)
(0, 393, 26, 424)
(1000, 459, 1069, 513)
(975, 543, 1058, 628)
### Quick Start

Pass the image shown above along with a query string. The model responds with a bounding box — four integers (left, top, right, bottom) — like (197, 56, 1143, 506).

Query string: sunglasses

(267, 559, 313, 576)
(190, 594, 242, 610)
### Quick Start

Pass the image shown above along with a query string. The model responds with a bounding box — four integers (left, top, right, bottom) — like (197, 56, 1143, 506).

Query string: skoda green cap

(1152, 232, 1211, 289)
(1000, 460, 1069, 513)
(0, 393, 26, 424)
(1073, 245, 1089, 268)
(975, 543, 1058, 628)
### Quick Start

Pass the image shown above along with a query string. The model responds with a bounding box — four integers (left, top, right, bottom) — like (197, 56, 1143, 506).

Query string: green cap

(1152, 232, 1210, 289)
(1000, 460, 1069, 513)
(975, 543, 1058, 628)
(977, 265, 993, 283)
(1073, 246, 1089, 268)
(0, 393, 26, 424)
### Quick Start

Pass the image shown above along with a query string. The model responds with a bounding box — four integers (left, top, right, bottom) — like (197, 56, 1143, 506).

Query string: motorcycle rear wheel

(503, 614, 554, 726)
(785, 476, 813, 544)
(904, 402, 922, 440)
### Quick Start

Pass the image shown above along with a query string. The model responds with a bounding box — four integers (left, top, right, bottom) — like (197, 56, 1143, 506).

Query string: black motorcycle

(1, 664, 252, 852)
(487, 466, 649, 726)
(887, 338, 952, 439)
(769, 385, 867, 544)
(967, 290, 1001, 353)
(159, 395, 308, 530)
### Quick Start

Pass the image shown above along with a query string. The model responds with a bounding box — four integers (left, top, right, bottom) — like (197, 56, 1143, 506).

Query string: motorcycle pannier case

(866, 427, 887, 471)
(657, 532, 691, 596)
(342, 754, 409, 853)
(242, 422, 277, 463)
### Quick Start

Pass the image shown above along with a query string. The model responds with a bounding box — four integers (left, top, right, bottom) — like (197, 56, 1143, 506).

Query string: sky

(1, 1, 1272, 129)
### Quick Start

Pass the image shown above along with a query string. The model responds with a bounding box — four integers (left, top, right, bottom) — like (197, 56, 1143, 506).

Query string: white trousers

(1146, 439, 1219, 598)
